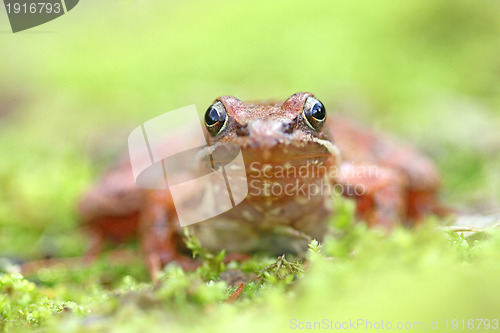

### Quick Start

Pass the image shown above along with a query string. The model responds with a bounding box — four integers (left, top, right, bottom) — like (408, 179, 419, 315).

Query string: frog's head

(203, 92, 340, 166)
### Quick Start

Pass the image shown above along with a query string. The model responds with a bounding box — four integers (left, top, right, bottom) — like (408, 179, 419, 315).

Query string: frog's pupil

(311, 102, 325, 120)
(303, 97, 326, 131)
(205, 107, 224, 126)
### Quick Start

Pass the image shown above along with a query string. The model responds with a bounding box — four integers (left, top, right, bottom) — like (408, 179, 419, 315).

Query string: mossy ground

(2, 209, 500, 332)
(1, 0, 500, 332)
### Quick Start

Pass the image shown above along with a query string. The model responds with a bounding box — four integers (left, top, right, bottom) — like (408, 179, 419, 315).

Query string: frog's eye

(303, 96, 326, 131)
(204, 101, 228, 136)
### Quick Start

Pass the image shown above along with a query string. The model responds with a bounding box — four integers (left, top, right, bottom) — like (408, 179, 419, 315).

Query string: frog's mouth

(242, 140, 338, 185)
(205, 138, 340, 199)
(243, 138, 339, 164)
(210, 137, 339, 167)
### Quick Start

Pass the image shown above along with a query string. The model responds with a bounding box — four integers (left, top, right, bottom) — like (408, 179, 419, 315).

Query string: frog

(78, 92, 444, 278)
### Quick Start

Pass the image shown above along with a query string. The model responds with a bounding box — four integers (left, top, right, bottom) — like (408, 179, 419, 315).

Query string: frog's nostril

(236, 124, 250, 137)
(283, 123, 294, 134)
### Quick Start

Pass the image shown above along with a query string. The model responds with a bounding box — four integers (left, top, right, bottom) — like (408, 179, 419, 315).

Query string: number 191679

(5, 2, 62, 14)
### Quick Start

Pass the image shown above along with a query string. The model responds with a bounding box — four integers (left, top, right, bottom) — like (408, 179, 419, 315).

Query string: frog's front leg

(140, 191, 254, 279)
(139, 190, 199, 279)
(336, 162, 408, 229)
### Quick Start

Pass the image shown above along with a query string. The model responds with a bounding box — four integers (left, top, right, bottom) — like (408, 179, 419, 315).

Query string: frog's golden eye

(204, 101, 228, 136)
(303, 96, 326, 131)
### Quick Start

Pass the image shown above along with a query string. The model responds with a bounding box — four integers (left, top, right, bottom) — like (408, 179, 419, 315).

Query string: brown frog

(78, 92, 444, 278)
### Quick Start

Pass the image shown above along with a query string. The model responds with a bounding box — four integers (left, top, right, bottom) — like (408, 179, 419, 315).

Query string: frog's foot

(337, 162, 407, 229)
(83, 232, 105, 264)
(407, 189, 450, 223)
(146, 250, 201, 281)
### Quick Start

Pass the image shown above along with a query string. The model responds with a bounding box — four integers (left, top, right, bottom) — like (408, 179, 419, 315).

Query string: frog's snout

(245, 119, 292, 148)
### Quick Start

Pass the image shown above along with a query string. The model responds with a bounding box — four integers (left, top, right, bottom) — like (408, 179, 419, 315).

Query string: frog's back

(328, 115, 443, 221)
(78, 125, 203, 243)
(78, 157, 145, 243)
(329, 115, 440, 191)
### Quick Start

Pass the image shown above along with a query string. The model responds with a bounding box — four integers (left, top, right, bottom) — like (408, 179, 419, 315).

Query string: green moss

(2, 210, 500, 332)
(0, 274, 88, 331)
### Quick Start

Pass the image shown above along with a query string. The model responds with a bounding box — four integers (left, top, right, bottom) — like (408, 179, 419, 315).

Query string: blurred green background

(1, 0, 500, 331)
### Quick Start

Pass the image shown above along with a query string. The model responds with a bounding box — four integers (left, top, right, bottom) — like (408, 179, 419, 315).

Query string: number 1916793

(5, 2, 62, 14)
(444, 319, 498, 330)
